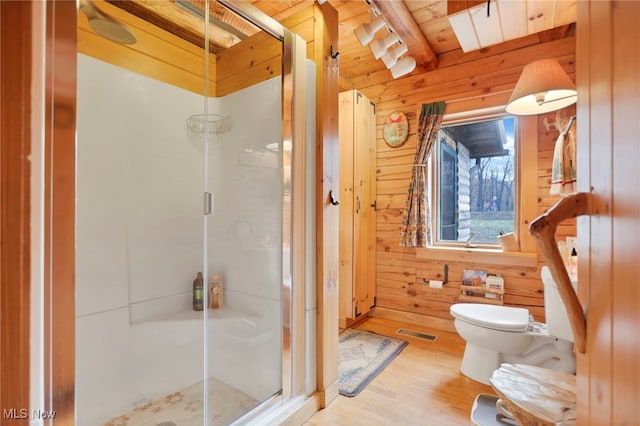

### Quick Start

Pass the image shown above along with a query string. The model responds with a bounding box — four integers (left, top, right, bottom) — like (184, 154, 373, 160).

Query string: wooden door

(339, 90, 376, 322)
(353, 93, 376, 318)
(338, 90, 356, 321)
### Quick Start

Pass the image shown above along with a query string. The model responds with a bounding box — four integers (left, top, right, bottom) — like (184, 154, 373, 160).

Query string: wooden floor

(305, 316, 495, 426)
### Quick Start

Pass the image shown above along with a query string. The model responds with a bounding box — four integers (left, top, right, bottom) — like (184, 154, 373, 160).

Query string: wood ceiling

(101, 0, 576, 89)
(250, 0, 576, 87)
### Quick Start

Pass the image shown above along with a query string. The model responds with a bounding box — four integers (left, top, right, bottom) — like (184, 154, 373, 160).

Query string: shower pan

(75, 1, 313, 424)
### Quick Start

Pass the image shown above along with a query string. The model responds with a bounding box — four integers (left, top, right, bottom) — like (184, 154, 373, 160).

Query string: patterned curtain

(399, 101, 446, 247)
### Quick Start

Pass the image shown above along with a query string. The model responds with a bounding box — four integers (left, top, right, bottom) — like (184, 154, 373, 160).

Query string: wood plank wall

(576, 1, 640, 424)
(1, 0, 32, 414)
(215, 29, 282, 97)
(79, 2, 314, 98)
(352, 32, 577, 322)
(79, 0, 216, 95)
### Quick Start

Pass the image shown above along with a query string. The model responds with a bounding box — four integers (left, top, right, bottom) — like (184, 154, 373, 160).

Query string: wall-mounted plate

(383, 111, 409, 148)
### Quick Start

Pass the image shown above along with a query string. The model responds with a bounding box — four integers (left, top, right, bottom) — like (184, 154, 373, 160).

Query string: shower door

(201, 2, 292, 421)
(75, 1, 303, 424)
(75, 1, 211, 424)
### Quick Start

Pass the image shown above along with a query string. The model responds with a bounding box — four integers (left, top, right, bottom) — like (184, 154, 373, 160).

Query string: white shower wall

(76, 53, 293, 425)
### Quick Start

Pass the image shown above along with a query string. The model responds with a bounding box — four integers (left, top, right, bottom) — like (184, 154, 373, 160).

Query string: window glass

(433, 115, 516, 246)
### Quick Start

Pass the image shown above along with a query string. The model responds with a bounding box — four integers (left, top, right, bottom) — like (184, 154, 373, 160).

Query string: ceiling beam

(105, 0, 250, 53)
(371, 0, 438, 70)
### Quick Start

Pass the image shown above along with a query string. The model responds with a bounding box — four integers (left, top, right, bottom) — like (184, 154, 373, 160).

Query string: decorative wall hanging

(383, 111, 409, 148)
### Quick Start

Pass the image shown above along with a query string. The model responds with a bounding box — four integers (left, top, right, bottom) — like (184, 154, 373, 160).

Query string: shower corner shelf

(459, 285, 504, 305)
(151, 306, 247, 322)
(186, 114, 232, 141)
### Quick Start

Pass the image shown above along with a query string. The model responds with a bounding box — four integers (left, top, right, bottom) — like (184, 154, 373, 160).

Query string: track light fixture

(381, 42, 408, 68)
(354, 14, 386, 46)
(353, 1, 416, 79)
(390, 56, 416, 79)
(369, 31, 399, 60)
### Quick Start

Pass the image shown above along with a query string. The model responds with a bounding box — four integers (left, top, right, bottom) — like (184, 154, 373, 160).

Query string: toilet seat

(451, 303, 530, 332)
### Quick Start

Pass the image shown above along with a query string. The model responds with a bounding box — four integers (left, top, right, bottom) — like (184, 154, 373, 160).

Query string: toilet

(450, 266, 576, 385)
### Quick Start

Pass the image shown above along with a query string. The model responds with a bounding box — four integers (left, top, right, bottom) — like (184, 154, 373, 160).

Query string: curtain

(399, 101, 446, 247)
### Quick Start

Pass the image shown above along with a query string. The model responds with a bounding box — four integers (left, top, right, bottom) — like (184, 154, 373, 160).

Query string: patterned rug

(103, 377, 257, 426)
(338, 328, 409, 397)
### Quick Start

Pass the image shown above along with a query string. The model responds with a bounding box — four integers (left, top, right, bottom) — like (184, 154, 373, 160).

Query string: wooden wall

(283, 3, 342, 407)
(352, 31, 577, 323)
(79, 2, 313, 98)
(576, 1, 640, 424)
(78, 0, 217, 96)
(1, 0, 32, 415)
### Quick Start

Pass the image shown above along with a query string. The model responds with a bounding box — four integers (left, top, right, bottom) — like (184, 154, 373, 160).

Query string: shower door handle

(329, 190, 340, 206)
(204, 192, 213, 215)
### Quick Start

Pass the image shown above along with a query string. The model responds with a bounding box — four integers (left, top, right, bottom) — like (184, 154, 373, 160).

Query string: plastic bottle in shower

(208, 273, 223, 310)
(193, 272, 204, 311)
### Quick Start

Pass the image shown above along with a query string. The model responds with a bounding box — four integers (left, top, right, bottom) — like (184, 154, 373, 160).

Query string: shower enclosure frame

(37, 0, 312, 422)
(209, 0, 312, 418)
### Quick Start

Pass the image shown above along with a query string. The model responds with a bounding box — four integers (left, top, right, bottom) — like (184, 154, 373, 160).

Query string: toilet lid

(450, 303, 530, 332)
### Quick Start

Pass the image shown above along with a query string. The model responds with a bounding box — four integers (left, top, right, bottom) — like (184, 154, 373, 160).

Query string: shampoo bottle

(208, 273, 223, 310)
(193, 272, 204, 311)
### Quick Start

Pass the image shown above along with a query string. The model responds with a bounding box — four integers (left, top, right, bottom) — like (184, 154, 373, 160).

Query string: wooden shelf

(459, 285, 504, 305)
(416, 247, 538, 268)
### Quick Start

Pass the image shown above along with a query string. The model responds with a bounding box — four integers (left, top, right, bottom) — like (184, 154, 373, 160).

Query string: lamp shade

(354, 15, 386, 46)
(506, 59, 577, 115)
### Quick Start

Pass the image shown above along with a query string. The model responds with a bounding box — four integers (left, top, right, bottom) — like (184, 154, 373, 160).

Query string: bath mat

(338, 328, 408, 397)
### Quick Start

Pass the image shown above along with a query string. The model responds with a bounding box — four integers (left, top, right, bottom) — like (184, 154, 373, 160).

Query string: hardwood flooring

(305, 316, 495, 426)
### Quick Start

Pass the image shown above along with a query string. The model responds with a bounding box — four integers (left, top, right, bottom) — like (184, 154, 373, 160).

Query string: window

(432, 114, 517, 247)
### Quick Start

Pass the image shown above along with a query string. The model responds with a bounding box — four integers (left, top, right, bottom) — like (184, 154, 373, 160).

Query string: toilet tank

(541, 266, 577, 342)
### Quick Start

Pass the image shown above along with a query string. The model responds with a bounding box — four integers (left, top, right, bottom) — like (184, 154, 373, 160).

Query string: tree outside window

(434, 115, 516, 246)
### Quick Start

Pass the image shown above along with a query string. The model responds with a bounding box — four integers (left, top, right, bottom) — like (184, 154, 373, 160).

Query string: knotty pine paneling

(79, 2, 316, 98)
(357, 34, 576, 323)
(215, 7, 316, 97)
(215, 43, 281, 96)
(576, 2, 640, 424)
(78, 0, 216, 95)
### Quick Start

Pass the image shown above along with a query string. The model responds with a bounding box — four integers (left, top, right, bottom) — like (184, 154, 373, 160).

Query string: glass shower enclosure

(75, 1, 310, 424)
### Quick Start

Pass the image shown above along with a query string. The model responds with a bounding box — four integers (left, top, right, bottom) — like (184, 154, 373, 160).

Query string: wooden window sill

(415, 246, 538, 268)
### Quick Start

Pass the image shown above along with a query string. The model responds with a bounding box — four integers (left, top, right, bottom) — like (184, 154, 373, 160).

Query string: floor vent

(396, 328, 438, 342)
